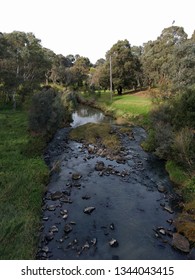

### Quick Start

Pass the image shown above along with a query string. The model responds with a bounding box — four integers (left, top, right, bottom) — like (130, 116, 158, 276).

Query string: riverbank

(0, 109, 49, 259)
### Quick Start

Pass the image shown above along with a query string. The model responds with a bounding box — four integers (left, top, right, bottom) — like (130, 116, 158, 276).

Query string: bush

(172, 127, 195, 167)
(173, 88, 195, 129)
(29, 88, 71, 137)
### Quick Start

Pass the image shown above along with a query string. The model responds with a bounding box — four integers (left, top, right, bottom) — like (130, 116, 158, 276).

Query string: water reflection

(71, 105, 111, 127)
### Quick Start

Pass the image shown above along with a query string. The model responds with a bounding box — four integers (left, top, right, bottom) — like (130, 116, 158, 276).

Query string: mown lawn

(111, 94, 152, 116)
(0, 109, 48, 259)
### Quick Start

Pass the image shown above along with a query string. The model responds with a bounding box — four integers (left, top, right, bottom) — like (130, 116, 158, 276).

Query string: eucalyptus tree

(141, 26, 188, 91)
(98, 40, 142, 94)
(69, 56, 91, 89)
(0, 31, 52, 105)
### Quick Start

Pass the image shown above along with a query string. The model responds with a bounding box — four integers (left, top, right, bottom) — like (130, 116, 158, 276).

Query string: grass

(166, 160, 195, 244)
(0, 109, 49, 259)
(82, 90, 152, 126)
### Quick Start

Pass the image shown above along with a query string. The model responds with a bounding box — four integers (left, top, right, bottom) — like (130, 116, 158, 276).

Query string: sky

(1, 0, 195, 63)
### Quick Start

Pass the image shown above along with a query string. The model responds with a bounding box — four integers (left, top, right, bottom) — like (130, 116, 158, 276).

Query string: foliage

(146, 88, 195, 168)
(28, 87, 72, 137)
(90, 40, 143, 93)
(0, 110, 49, 259)
(0, 31, 51, 106)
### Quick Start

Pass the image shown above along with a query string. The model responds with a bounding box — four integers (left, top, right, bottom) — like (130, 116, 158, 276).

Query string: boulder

(172, 233, 190, 253)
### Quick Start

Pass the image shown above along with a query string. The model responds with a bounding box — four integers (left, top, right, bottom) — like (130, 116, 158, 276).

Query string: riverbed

(37, 105, 187, 260)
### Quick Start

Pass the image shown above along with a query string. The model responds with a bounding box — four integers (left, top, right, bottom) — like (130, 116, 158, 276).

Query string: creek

(37, 105, 187, 260)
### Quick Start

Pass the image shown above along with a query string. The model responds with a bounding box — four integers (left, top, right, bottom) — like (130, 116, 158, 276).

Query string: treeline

(1, 26, 195, 103)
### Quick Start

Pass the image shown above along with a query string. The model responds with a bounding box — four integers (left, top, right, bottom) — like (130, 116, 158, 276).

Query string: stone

(157, 184, 166, 193)
(82, 241, 90, 249)
(164, 206, 174, 214)
(172, 233, 190, 253)
(64, 224, 73, 234)
(166, 219, 173, 224)
(51, 191, 63, 200)
(45, 232, 54, 242)
(83, 206, 96, 214)
(60, 195, 72, 203)
(95, 161, 105, 171)
(47, 205, 56, 211)
(109, 239, 119, 247)
(115, 155, 125, 164)
(82, 194, 91, 200)
(110, 223, 115, 230)
(159, 229, 166, 235)
(60, 209, 68, 215)
(88, 144, 95, 153)
(50, 225, 58, 233)
(42, 246, 49, 253)
(72, 173, 82, 180)
(91, 238, 97, 246)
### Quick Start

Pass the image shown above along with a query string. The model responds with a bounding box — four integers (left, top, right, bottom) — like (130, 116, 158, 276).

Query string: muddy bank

(36, 106, 191, 260)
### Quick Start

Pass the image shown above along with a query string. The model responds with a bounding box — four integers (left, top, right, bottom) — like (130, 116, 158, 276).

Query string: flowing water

(37, 105, 187, 260)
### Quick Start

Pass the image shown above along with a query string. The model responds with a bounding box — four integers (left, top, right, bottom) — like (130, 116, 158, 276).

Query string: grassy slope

(0, 110, 48, 259)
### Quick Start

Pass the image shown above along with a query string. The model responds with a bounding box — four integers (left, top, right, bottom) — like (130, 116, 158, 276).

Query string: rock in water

(83, 207, 96, 214)
(95, 161, 105, 171)
(172, 233, 190, 253)
(157, 184, 166, 193)
(64, 224, 73, 234)
(164, 205, 174, 214)
(109, 239, 119, 247)
(72, 173, 82, 180)
(51, 191, 63, 200)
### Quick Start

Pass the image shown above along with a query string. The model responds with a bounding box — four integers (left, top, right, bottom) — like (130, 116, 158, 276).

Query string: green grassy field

(91, 90, 152, 125)
(111, 94, 152, 116)
(0, 109, 48, 259)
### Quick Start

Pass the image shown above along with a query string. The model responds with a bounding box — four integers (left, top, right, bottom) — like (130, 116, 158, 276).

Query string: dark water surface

(37, 106, 186, 260)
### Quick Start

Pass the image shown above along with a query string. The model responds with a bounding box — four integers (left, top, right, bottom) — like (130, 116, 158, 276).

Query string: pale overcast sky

(1, 0, 194, 63)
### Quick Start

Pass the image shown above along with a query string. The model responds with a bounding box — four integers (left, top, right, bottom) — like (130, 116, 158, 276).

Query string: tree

(98, 40, 142, 94)
(172, 37, 195, 91)
(141, 26, 188, 91)
(69, 56, 91, 89)
(0, 31, 52, 105)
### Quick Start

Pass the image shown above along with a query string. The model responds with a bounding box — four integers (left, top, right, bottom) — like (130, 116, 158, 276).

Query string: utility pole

(110, 55, 112, 102)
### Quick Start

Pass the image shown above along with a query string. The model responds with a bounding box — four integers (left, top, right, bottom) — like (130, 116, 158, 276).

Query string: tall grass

(0, 109, 48, 259)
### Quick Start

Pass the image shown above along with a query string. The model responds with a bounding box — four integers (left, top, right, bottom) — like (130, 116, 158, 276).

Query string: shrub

(29, 88, 71, 137)
(172, 127, 195, 167)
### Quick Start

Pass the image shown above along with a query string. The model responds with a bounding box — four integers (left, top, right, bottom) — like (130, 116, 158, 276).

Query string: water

(37, 105, 187, 260)
(71, 105, 112, 127)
